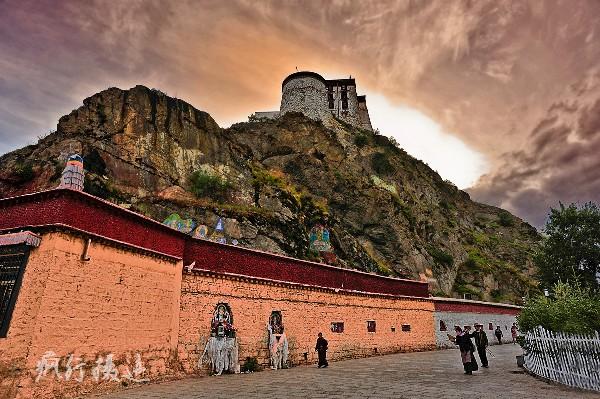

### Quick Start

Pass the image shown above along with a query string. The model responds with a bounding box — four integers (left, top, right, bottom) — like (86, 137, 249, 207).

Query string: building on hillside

(250, 71, 373, 131)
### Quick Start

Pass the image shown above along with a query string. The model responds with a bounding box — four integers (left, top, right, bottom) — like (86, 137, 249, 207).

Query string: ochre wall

(1, 230, 434, 399)
(0, 232, 182, 399)
(178, 271, 436, 373)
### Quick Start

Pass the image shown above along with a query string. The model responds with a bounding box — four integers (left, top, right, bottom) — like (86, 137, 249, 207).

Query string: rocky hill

(0, 85, 540, 303)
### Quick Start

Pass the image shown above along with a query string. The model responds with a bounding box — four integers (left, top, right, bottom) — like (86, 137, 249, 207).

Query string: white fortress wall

(280, 75, 331, 121)
(434, 311, 518, 348)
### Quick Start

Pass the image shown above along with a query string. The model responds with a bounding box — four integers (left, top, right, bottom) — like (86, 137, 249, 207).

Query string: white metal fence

(524, 326, 600, 392)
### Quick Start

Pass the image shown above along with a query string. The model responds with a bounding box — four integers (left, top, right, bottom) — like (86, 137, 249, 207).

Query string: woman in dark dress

(453, 326, 477, 375)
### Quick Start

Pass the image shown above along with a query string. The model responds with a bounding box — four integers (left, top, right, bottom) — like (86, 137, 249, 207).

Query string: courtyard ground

(99, 344, 598, 399)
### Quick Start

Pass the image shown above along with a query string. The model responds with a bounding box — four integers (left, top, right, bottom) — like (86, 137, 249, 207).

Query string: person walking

(463, 326, 479, 371)
(315, 332, 328, 368)
(452, 326, 477, 375)
(469, 324, 489, 368)
(511, 323, 518, 344)
(495, 326, 503, 344)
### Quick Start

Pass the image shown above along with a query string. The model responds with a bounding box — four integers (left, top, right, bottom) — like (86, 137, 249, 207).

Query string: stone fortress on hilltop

(251, 71, 373, 131)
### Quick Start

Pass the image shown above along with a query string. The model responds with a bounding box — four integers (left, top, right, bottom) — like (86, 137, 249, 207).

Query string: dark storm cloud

(578, 99, 600, 138)
(1, 0, 600, 225)
(469, 69, 600, 227)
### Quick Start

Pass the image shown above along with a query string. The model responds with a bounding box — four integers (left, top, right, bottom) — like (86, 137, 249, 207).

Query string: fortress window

(367, 320, 376, 333)
(331, 322, 344, 333)
(402, 324, 411, 332)
(341, 89, 348, 109)
(327, 86, 335, 109)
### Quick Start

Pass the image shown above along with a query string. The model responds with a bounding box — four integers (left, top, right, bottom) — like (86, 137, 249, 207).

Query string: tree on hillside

(517, 282, 600, 333)
(535, 202, 600, 292)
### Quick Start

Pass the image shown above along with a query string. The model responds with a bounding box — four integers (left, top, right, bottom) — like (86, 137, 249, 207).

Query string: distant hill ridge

(0, 85, 540, 303)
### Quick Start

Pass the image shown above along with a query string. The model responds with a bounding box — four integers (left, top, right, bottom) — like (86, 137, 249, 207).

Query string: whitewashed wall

(434, 311, 518, 348)
(328, 85, 361, 127)
(357, 101, 373, 131)
(280, 76, 331, 122)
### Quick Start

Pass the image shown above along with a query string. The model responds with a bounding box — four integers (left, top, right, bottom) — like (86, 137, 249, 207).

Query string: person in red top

(511, 323, 518, 344)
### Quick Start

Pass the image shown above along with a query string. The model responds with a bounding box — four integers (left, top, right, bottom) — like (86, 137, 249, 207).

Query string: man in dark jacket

(495, 326, 503, 344)
(469, 324, 489, 368)
(315, 332, 329, 368)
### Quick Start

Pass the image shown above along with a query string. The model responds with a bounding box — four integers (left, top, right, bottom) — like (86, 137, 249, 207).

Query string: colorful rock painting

(309, 224, 332, 252)
(210, 217, 227, 244)
(162, 213, 196, 234)
(192, 225, 209, 239)
(163, 215, 232, 244)
(215, 218, 224, 232)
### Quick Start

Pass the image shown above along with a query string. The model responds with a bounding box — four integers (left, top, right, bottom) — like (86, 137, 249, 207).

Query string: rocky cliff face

(0, 85, 540, 303)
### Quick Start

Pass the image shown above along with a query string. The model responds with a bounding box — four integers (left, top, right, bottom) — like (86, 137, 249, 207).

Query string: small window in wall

(367, 320, 376, 333)
(0, 245, 31, 337)
(489, 322, 493, 330)
(391, 326, 396, 332)
(402, 324, 411, 332)
(331, 322, 344, 333)
(439, 320, 447, 331)
(341, 99, 348, 110)
(327, 92, 335, 109)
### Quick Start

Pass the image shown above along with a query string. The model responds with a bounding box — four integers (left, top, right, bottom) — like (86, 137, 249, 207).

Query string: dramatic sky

(1, 0, 600, 227)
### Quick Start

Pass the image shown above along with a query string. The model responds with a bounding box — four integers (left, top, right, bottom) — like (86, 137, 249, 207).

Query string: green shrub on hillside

(13, 162, 34, 183)
(354, 134, 368, 148)
(498, 211, 514, 227)
(371, 152, 394, 175)
(517, 282, 600, 334)
(428, 246, 454, 267)
(189, 170, 230, 200)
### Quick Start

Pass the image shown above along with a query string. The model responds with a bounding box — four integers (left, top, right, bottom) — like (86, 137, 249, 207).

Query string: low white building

(433, 297, 520, 348)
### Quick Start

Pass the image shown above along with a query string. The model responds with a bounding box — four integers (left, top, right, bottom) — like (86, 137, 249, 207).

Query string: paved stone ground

(100, 344, 598, 399)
